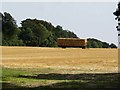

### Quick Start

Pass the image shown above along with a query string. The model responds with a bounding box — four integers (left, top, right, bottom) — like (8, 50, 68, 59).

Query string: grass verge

(2, 68, 120, 90)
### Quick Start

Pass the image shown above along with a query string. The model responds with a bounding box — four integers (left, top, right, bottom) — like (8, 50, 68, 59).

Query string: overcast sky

(2, 2, 118, 45)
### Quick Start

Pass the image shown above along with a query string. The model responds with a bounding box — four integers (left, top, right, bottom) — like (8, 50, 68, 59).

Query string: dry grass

(1, 46, 118, 73)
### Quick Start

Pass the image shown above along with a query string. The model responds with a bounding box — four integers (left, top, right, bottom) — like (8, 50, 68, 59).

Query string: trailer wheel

(82, 46, 86, 49)
(62, 46, 66, 49)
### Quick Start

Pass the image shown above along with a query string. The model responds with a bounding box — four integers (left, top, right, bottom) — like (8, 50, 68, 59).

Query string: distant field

(2, 46, 118, 73)
(1, 46, 119, 89)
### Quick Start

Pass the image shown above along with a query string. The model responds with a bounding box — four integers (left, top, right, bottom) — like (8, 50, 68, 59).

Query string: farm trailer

(57, 38, 87, 49)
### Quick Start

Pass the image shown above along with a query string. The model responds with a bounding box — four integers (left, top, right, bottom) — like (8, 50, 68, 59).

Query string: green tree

(34, 23, 50, 46)
(2, 12, 18, 39)
(87, 38, 115, 48)
(2, 12, 24, 46)
(109, 43, 117, 48)
(19, 28, 35, 46)
(97, 42, 102, 48)
(54, 25, 77, 39)
(113, 2, 120, 16)
(54, 25, 63, 38)
(21, 19, 50, 46)
(43, 31, 57, 47)
(102, 42, 109, 48)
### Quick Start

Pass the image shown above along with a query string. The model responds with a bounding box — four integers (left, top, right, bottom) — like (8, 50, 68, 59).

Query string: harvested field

(2, 46, 118, 73)
(1, 46, 120, 89)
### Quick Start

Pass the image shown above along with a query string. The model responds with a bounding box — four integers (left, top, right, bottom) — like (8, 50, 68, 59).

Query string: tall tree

(21, 19, 50, 46)
(113, 2, 120, 17)
(109, 43, 117, 48)
(19, 28, 35, 46)
(2, 12, 24, 46)
(2, 12, 18, 39)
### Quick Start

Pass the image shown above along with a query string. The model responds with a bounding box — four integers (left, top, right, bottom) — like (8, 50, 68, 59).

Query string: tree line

(1, 12, 117, 48)
(87, 38, 117, 48)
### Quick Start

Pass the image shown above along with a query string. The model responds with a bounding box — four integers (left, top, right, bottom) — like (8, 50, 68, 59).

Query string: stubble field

(2, 46, 118, 73)
(1, 46, 120, 89)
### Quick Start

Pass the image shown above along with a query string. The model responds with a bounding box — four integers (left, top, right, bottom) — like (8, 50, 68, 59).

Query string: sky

(1, 2, 118, 45)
